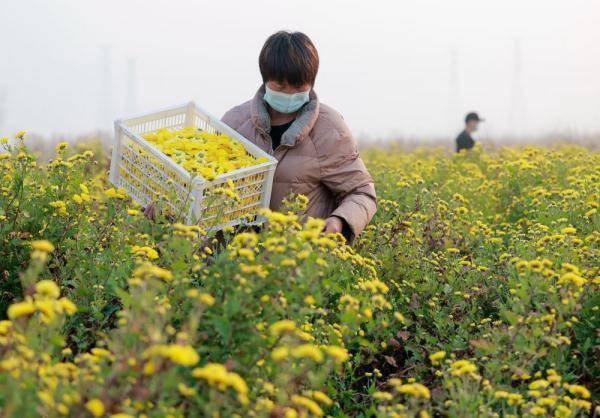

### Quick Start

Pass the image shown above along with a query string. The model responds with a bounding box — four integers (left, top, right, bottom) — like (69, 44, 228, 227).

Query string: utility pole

(99, 45, 111, 130)
(509, 39, 525, 136)
(449, 47, 460, 131)
(126, 57, 137, 114)
(0, 88, 6, 132)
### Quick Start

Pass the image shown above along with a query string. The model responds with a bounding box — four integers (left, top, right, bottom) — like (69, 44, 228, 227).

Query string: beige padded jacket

(222, 86, 376, 239)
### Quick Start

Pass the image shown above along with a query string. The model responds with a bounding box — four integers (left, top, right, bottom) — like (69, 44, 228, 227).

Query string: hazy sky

(1, 0, 599, 141)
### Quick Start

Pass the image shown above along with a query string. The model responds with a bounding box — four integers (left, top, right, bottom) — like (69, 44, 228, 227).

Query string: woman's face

(266, 80, 311, 94)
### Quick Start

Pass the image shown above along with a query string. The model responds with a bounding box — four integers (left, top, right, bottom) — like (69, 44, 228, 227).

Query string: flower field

(0, 133, 598, 417)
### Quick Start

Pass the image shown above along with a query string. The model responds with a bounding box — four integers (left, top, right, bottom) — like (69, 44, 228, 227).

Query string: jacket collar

(250, 85, 320, 147)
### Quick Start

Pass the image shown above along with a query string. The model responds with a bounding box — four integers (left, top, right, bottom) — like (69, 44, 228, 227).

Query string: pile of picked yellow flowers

(142, 127, 268, 180)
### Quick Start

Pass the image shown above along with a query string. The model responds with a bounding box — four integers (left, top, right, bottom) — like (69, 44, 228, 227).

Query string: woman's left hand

(143, 202, 156, 221)
(323, 216, 343, 234)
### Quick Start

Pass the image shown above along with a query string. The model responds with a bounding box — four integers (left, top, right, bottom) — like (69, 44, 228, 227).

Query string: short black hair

(259, 31, 319, 87)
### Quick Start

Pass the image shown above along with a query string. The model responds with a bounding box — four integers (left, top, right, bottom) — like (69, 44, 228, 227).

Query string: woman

(222, 31, 376, 241)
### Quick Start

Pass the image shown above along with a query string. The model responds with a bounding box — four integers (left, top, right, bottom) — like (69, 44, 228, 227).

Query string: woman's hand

(323, 216, 343, 234)
(143, 202, 156, 221)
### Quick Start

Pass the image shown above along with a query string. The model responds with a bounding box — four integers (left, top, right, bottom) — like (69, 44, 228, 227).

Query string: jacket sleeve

(221, 108, 239, 130)
(317, 126, 377, 240)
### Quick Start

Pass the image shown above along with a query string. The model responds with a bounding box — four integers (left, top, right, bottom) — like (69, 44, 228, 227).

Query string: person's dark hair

(259, 31, 319, 87)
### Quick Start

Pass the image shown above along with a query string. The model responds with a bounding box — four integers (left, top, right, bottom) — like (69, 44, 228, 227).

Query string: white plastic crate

(109, 101, 277, 231)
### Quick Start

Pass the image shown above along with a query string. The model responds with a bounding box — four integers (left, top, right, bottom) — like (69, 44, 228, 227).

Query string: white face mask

(263, 85, 310, 114)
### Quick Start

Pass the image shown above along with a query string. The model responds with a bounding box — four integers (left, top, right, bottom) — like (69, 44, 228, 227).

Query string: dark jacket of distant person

(455, 130, 475, 152)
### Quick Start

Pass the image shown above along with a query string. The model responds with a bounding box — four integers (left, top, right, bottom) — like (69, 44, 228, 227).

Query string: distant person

(455, 112, 484, 153)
